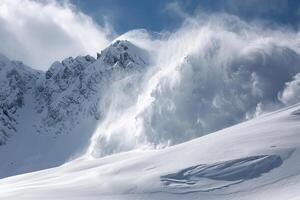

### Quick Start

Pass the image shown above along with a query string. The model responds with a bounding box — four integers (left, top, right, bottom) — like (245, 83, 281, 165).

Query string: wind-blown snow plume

(87, 14, 300, 157)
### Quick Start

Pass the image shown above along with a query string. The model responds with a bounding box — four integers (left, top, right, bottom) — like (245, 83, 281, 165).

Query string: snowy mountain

(0, 40, 148, 178)
(1, 102, 300, 200)
(2, 33, 300, 200)
(2, 35, 300, 176)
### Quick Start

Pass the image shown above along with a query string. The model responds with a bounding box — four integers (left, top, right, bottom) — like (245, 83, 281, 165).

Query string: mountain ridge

(0, 40, 148, 178)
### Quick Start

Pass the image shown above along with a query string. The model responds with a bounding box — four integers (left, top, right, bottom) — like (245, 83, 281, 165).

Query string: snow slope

(1, 103, 300, 200)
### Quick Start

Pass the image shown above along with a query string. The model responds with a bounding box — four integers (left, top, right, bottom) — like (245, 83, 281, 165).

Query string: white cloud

(0, 0, 113, 70)
(279, 73, 300, 105)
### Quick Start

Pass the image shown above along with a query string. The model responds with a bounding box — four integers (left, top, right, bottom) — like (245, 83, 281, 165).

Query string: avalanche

(1, 14, 300, 200)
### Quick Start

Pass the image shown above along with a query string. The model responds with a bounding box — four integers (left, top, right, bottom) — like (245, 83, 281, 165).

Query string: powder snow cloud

(89, 14, 300, 156)
(0, 0, 112, 70)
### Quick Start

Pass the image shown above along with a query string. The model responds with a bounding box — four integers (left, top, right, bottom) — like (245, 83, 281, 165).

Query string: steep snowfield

(1, 104, 300, 200)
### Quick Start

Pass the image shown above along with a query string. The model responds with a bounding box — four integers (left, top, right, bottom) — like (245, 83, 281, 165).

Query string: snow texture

(0, 102, 300, 200)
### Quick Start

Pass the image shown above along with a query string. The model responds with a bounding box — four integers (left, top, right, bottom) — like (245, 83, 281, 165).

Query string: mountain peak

(0, 40, 151, 178)
(97, 40, 148, 69)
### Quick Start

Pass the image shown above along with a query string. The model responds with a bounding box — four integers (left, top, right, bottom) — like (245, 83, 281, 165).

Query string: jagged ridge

(0, 40, 148, 178)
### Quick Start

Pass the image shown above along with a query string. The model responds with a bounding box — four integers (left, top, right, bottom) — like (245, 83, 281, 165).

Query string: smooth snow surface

(1, 104, 300, 199)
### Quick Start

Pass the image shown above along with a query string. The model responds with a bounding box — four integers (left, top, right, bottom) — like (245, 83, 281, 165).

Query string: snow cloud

(0, 0, 112, 70)
(89, 14, 300, 157)
(279, 73, 300, 105)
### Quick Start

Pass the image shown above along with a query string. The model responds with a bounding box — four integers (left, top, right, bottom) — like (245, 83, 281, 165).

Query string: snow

(0, 40, 149, 178)
(2, 23, 300, 199)
(1, 104, 300, 199)
(88, 22, 300, 158)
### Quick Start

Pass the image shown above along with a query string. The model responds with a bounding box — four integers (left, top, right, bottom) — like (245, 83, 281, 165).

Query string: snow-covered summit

(98, 40, 148, 67)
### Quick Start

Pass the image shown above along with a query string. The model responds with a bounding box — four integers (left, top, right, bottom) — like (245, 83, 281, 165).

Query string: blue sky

(70, 0, 191, 33)
(71, 0, 300, 33)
